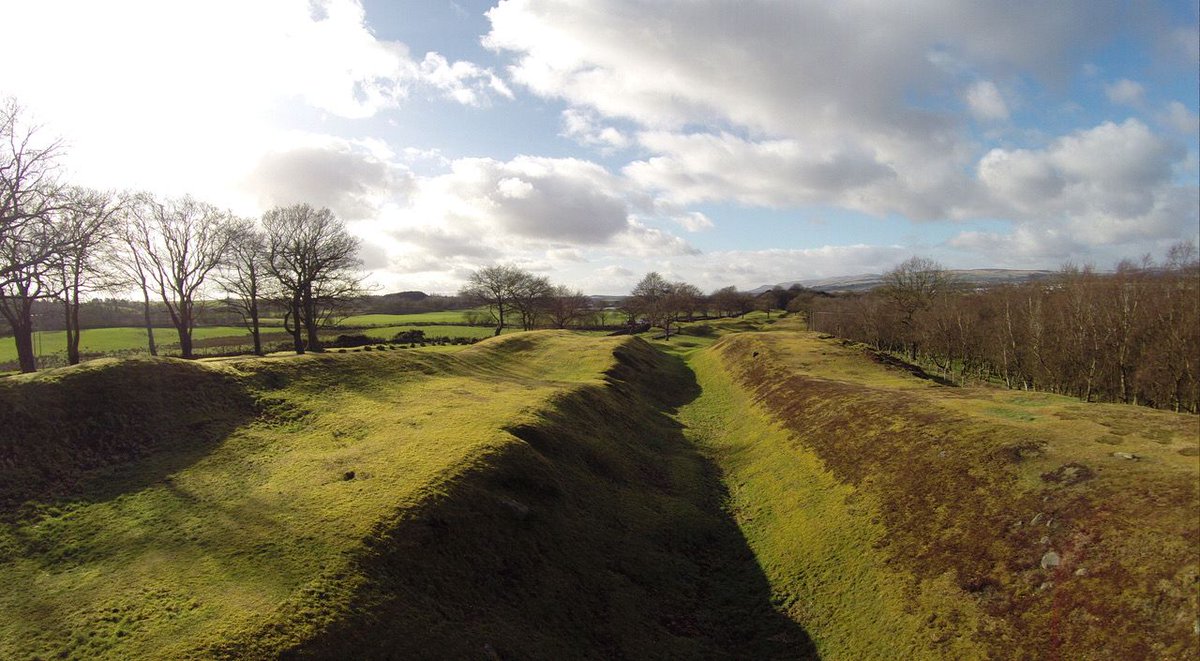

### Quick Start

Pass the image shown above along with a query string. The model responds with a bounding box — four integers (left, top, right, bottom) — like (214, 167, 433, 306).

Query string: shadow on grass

(0, 359, 258, 519)
(216, 339, 817, 660)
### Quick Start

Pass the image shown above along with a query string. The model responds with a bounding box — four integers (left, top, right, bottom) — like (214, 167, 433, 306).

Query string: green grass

(0, 331, 813, 659)
(0, 326, 266, 365)
(356, 324, 505, 340)
(704, 330, 1199, 659)
(3, 318, 1195, 659)
(678, 345, 970, 658)
(335, 310, 479, 326)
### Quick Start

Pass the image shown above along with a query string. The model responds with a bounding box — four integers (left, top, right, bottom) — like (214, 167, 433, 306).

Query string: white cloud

(0, 0, 505, 208)
(979, 119, 1180, 219)
(685, 245, 910, 289)
(672, 212, 714, 232)
(418, 52, 514, 106)
(484, 0, 1189, 231)
(245, 135, 412, 220)
(1104, 78, 1145, 107)
(965, 80, 1011, 121)
(379, 155, 698, 268)
(1160, 101, 1199, 135)
(970, 119, 1197, 261)
(626, 131, 897, 210)
(560, 109, 630, 151)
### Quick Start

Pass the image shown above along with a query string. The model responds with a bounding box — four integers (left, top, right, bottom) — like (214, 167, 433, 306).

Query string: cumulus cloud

(484, 0, 1188, 227)
(1104, 78, 1145, 107)
(1160, 101, 1199, 135)
(484, 0, 1195, 268)
(978, 119, 1181, 220)
(418, 52, 514, 106)
(485, 0, 1123, 133)
(560, 109, 630, 151)
(965, 80, 1010, 121)
(968, 119, 1197, 262)
(672, 212, 714, 232)
(626, 131, 896, 209)
(246, 137, 412, 219)
(0, 0, 506, 208)
(381, 155, 698, 270)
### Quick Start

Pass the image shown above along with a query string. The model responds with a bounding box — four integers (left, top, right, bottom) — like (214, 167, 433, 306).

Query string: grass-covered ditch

(0, 332, 813, 659)
(1, 321, 1195, 659)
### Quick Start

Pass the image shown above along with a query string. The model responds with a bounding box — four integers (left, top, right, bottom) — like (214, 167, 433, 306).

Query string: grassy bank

(703, 330, 1199, 659)
(0, 331, 812, 659)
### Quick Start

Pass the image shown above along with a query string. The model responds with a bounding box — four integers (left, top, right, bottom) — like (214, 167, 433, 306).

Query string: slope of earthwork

(711, 331, 1199, 660)
(0, 332, 814, 659)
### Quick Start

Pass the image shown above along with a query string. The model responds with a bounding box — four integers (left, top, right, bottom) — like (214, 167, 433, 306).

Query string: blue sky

(1, 0, 1197, 293)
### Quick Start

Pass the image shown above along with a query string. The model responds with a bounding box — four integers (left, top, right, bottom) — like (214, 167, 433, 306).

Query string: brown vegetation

(808, 248, 1200, 412)
(714, 331, 1198, 659)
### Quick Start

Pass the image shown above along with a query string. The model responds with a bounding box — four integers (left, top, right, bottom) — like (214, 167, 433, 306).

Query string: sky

(1, 0, 1197, 294)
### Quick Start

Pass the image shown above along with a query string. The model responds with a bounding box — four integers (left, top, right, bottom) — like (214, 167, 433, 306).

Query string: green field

(0, 327, 265, 365)
(336, 310, 479, 326)
(1, 323, 497, 367)
(1, 316, 1195, 658)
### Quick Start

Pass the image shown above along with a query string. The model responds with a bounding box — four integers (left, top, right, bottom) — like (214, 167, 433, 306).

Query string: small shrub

(330, 334, 373, 348)
(393, 330, 426, 344)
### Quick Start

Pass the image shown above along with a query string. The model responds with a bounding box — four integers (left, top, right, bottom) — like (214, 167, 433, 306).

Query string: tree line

(806, 250, 1200, 413)
(1, 99, 364, 373)
(460, 266, 822, 337)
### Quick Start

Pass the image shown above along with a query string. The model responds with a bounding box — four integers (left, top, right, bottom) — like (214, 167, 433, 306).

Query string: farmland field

(0, 326, 261, 365)
(336, 310, 479, 326)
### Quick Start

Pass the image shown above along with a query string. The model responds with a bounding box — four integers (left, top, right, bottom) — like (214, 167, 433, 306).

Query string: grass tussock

(707, 330, 1199, 660)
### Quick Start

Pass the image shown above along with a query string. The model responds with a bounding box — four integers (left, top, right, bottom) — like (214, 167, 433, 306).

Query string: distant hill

(749, 269, 1056, 294)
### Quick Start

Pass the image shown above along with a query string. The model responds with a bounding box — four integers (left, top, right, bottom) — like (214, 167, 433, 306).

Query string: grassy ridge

(0, 332, 813, 659)
(0, 358, 256, 510)
(707, 330, 1199, 659)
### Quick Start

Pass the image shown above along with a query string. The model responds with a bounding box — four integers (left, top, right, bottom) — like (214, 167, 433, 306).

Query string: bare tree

(263, 203, 363, 353)
(0, 209, 59, 372)
(126, 194, 234, 359)
(460, 264, 527, 336)
(545, 285, 591, 329)
(880, 256, 954, 359)
(0, 98, 67, 289)
(218, 217, 269, 355)
(510, 273, 553, 331)
(630, 272, 698, 338)
(53, 187, 123, 365)
(108, 223, 159, 356)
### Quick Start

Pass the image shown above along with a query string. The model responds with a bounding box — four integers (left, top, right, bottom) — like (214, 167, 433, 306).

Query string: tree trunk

(177, 307, 194, 359)
(140, 284, 158, 356)
(14, 325, 36, 373)
(285, 297, 305, 354)
(2, 304, 37, 373)
(178, 327, 193, 359)
(301, 285, 322, 352)
(250, 300, 262, 355)
(64, 297, 80, 365)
